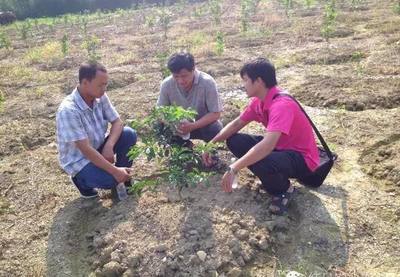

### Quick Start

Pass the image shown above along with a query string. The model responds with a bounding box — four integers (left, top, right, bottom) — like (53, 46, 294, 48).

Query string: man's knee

(121, 126, 137, 146)
(226, 133, 242, 152)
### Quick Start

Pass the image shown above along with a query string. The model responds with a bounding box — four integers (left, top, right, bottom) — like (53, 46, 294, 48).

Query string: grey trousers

(190, 121, 223, 142)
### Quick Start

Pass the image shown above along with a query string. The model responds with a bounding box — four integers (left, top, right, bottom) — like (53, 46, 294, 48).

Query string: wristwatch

(228, 165, 238, 175)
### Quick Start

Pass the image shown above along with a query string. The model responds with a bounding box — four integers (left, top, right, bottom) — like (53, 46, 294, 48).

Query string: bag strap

(273, 93, 335, 160)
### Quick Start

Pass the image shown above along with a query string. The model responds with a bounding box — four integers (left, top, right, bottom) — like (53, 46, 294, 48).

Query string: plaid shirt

(56, 88, 119, 176)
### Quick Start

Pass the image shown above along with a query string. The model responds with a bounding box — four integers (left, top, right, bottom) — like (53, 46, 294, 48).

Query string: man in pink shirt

(203, 58, 319, 215)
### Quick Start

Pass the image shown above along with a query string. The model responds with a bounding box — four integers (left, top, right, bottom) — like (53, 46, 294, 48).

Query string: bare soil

(1, 0, 399, 276)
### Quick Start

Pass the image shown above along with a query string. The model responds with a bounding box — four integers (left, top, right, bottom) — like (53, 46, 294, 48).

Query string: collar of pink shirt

(261, 86, 282, 112)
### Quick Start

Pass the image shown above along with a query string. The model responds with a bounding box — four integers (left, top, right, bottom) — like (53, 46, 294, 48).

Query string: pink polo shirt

(240, 86, 320, 171)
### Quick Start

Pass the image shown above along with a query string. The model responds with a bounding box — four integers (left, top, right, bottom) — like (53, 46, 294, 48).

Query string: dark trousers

(226, 133, 311, 196)
(191, 121, 223, 142)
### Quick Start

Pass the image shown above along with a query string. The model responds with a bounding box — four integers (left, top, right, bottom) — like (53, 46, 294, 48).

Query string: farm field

(0, 0, 400, 276)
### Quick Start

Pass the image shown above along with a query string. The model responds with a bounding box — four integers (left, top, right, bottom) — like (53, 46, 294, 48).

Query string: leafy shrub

(215, 31, 224, 55)
(60, 34, 69, 57)
(81, 35, 101, 62)
(25, 41, 63, 64)
(0, 32, 11, 50)
(128, 106, 218, 196)
(321, 0, 337, 43)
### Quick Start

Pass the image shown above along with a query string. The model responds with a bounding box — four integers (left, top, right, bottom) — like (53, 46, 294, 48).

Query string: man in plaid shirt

(56, 62, 137, 198)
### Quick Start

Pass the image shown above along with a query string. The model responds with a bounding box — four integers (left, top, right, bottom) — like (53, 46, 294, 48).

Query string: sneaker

(69, 176, 98, 199)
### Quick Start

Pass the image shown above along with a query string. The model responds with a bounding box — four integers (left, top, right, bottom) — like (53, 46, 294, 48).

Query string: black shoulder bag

(275, 93, 338, 188)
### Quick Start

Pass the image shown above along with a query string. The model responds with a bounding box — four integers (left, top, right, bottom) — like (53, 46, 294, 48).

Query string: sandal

(269, 186, 296, 215)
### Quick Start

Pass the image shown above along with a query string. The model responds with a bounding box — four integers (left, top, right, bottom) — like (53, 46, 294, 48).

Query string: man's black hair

(79, 62, 107, 84)
(167, 52, 195, 73)
(240, 58, 277, 88)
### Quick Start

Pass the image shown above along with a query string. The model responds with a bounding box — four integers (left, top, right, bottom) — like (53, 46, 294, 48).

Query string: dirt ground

(1, 0, 400, 276)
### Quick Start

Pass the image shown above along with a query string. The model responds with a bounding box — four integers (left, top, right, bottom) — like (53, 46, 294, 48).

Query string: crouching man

(203, 58, 320, 215)
(56, 62, 137, 198)
(157, 52, 223, 145)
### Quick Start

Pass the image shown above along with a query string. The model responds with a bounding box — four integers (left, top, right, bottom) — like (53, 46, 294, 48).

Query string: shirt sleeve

(101, 93, 119, 123)
(239, 98, 257, 122)
(205, 78, 223, 113)
(267, 101, 295, 135)
(56, 109, 88, 143)
(157, 80, 170, 106)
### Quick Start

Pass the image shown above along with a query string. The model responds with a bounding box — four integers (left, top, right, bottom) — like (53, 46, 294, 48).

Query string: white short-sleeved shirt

(56, 88, 119, 176)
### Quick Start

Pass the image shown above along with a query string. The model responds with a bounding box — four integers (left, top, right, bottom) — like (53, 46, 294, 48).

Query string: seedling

(215, 31, 225, 55)
(128, 106, 218, 197)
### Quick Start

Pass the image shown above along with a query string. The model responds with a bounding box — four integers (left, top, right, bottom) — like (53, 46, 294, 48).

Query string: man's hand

(221, 170, 235, 193)
(202, 152, 215, 167)
(101, 144, 115, 163)
(177, 121, 195, 135)
(112, 167, 131, 183)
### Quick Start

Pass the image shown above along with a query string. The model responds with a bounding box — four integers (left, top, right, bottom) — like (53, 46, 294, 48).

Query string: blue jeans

(73, 127, 137, 191)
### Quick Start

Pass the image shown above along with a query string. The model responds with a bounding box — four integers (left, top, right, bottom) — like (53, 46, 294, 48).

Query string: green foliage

(350, 0, 365, 10)
(157, 8, 172, 39)
(281, 0, 293, 18)
(0, 90, 5, 112)
(321, 0, 337, 43)
(240, 0, 260, 32)
(25, 41, 63, 64)
(303, 0, 315, 9)
(16, 21, 32, 41)
(156, 51, 171, 79)
(395, 0, 400, 15)
(60, 34, 69, 57)
(0, 32, 12, 50)
(351, 51, 365, 62)
(215, 31, 225, 55)
(79, 15, 89, 36)
(145, 14, 156, 28)
(128, 106, 218, 195)
(193, 4, 207, 18)
(82, 35, 100, 62)
(208, 0, 223, 25)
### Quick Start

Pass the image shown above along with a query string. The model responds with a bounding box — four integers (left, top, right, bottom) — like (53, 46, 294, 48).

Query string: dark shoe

(269, 186, 296, 215)
(70, 176, 98, 199)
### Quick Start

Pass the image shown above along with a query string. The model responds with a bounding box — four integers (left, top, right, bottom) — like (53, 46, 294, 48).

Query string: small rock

(258, 239, 269, 251)
(189, 254, 200, 265)
(127, 254, 141, 268)
(207, 270, 219, 277)
(93, 237, 106, 249)
(115, 214, 124, 221)
(101, 261, 123, 277)
(236, 256, 246, 267)
(227, 267, 242, 277)
(155, 244, 168, 253)
(231, 224, 240, 232)
(112, 240, 126, 251)
(274, 217, 290, 232)
(159, 196, 169, 203)
(189, 229, 199, 236)
(156, 263, 167, 277)
(99, 247, 113, 265)
(197, 250, 207, 262)
(235, 229, 249, 241)
(242, 250, 255, 263)
(167, 193, 180, 203)
(238, 220, 248, 228)
(110, 251, 122, 263)
(276, 232, 291, 243)
(286, 271, 305, 277)
(249, 237, 258, 247)
(122, 269, 136, 277)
